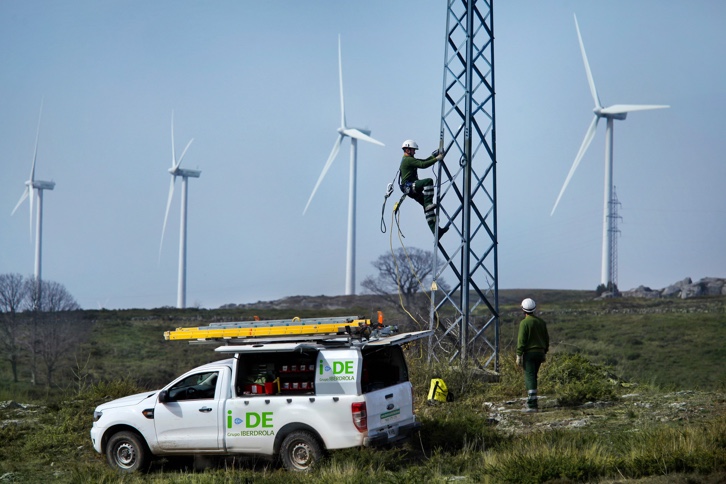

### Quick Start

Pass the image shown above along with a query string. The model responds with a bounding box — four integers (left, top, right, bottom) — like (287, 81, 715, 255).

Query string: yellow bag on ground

(427, 378, 452, 403)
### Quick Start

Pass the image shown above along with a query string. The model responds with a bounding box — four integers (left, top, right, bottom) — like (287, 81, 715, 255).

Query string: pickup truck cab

(90, 328, 428, 472)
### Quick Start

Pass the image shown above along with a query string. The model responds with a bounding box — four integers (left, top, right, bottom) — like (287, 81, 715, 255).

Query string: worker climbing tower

(429, 0, 499, 370)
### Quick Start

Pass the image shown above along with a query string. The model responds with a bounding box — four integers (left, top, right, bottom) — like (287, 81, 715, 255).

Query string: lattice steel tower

(428, 0, 499, 370)
(609, 186, 622, 289)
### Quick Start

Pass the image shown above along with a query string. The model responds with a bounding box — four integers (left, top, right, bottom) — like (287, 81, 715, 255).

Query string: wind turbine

(160, 111, 200, 309)
(11, 100, 55, 304)
(551, 14, 669, 287)
(303, 35, 385, 296)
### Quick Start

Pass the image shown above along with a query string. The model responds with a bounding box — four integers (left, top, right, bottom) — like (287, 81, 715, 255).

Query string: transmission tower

(428, 0, 499, 370)
(609, 186, 622, 289)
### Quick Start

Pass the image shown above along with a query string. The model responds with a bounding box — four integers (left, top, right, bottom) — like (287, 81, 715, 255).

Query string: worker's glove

(435, 150, 444, 161)
(431, 148, 440, 157)
(516, 355, 522, 367)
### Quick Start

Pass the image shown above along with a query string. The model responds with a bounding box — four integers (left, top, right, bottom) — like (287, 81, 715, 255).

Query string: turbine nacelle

(594, 108, 627, 120)
(30, 180, 56, 190)
(169, 167, 201, 178)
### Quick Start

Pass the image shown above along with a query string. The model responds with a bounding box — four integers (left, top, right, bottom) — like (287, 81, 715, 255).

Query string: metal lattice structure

(428, 0, 499, 370)
(609, 186, 622, 289)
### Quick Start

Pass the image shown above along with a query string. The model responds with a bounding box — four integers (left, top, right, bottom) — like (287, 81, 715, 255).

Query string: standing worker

(516, 298, 550, 412)
(398, 140, 448, 237)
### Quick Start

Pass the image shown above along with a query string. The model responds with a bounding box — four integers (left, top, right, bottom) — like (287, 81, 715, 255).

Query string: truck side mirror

(158, 390, 170, 403)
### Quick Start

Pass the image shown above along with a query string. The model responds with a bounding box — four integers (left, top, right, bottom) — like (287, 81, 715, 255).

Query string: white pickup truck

(90, 328, 428, 472)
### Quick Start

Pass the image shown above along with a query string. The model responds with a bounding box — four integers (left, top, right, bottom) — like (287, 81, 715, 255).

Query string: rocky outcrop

(623, 277, 726, 299)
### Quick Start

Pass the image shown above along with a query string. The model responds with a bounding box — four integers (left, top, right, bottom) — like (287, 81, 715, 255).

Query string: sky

(1, 1, 724, 310)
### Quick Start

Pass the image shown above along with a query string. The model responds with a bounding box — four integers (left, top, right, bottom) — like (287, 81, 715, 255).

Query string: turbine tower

(551, 14, 669, 287)
(11, 100, 55, 306)
(303, 35, 384, 296)
(160, 111, 200, 309)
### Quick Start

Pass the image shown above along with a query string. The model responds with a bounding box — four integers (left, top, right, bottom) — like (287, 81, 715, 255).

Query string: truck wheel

(280, 430, 323, 471)
(106, 431, 149, 472)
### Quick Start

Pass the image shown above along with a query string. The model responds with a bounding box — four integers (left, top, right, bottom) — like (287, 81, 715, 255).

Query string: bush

(540, 353, 619, 406)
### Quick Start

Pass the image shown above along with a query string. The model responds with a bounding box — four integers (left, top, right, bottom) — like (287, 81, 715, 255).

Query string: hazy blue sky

(1, 1, 724, 310)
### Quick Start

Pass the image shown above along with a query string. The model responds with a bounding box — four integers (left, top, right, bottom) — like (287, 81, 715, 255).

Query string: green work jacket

(516, 314, 550, 356)
(399, 154, 438, 186)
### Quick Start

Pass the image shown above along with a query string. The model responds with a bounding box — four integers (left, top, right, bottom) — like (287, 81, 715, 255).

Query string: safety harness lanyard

(380, 171, 402, 233)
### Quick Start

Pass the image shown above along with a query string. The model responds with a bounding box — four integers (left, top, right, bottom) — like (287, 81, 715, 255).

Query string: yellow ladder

(164, 315, 374, 341)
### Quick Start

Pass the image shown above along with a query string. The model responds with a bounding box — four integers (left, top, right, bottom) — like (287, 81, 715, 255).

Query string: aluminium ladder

(163, 315, 379, 342)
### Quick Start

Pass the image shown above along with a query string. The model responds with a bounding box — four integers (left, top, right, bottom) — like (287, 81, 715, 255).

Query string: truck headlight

(93, 410, 103, 422)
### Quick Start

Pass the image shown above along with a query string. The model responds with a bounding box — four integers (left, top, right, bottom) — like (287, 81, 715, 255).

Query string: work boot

(526, 390, 538, 411)
(437, 225, 449, 238)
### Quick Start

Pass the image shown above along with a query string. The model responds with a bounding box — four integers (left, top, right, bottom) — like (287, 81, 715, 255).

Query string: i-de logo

(319, 359, 354, 375)
(318, 359, 355, 381)
(227, 410, 273, 429)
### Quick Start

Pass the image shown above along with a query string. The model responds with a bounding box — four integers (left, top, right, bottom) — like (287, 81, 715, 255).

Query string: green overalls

(517, 313, 550, 409)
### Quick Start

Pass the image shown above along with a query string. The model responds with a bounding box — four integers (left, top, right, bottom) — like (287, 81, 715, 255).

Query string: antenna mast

(429, 0, 499, 370)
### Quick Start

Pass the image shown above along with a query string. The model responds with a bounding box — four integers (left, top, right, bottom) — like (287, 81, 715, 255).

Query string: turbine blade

(176, 138, 194, 167)
(600, 104, 670, 115)
(160, 176, 176, 258)
(342, 128, 385, 146)
(171, 110, 177, 168)
(574, 14, 601, 109)
(551, 115, 599, 215)
(30, 100, 44, 182)
(338, 34, 346, 128)
(11, 187, 29, 216)
(303, 134, 343, 215)
(28, 186, 34, 242)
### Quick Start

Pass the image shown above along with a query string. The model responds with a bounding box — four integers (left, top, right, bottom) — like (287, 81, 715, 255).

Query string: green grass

(0, 294, 724, 482)
(497, 296, 726, 390)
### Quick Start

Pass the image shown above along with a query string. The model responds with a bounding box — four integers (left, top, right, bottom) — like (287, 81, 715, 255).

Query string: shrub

(540, 353, 619, 406)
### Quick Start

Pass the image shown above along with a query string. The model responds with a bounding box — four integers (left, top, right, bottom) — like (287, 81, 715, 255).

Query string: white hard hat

(521, 298, 536, 313)
(401, 139, 419, 150)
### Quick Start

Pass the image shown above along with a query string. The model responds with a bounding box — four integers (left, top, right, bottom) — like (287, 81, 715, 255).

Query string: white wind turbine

(551, 14, 669, 287)
(11, 100, 55, 300)
(303, 35, 385, 296)
(160, 111, 200, 309)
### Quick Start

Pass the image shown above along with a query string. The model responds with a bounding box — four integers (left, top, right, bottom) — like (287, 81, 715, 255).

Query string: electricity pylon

(428, 0, 499, 371)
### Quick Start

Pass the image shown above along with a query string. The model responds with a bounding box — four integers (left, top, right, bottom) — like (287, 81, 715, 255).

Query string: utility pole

(429, 0, 499, 371)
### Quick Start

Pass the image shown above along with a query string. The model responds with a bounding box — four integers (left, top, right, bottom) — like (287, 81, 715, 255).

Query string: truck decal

(226, 410, 275, 436)
(380, 408, 401, 420)
(317, 359, 356, 382)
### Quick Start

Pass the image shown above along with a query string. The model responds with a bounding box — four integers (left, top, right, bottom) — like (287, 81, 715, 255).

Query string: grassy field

(0, 292, 724, 482)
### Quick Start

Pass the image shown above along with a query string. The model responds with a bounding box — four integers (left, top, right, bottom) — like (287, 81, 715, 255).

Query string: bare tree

(36, 313, 86, 387)
(361, 247, 448, 327)
(20, 277, 81, 385)
(0, 273, 30, 382)
(27, 278, 80, 312)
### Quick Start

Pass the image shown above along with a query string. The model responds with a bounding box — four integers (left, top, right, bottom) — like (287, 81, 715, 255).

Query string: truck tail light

(351, 402, 367, 432)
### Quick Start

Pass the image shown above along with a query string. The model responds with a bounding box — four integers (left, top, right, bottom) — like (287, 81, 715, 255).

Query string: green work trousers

(523, 351, 546, 409)
(408, 179, 436, 233)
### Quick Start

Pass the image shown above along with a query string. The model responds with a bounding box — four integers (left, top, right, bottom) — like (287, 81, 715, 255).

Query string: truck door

(154, 368, 226, 451)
